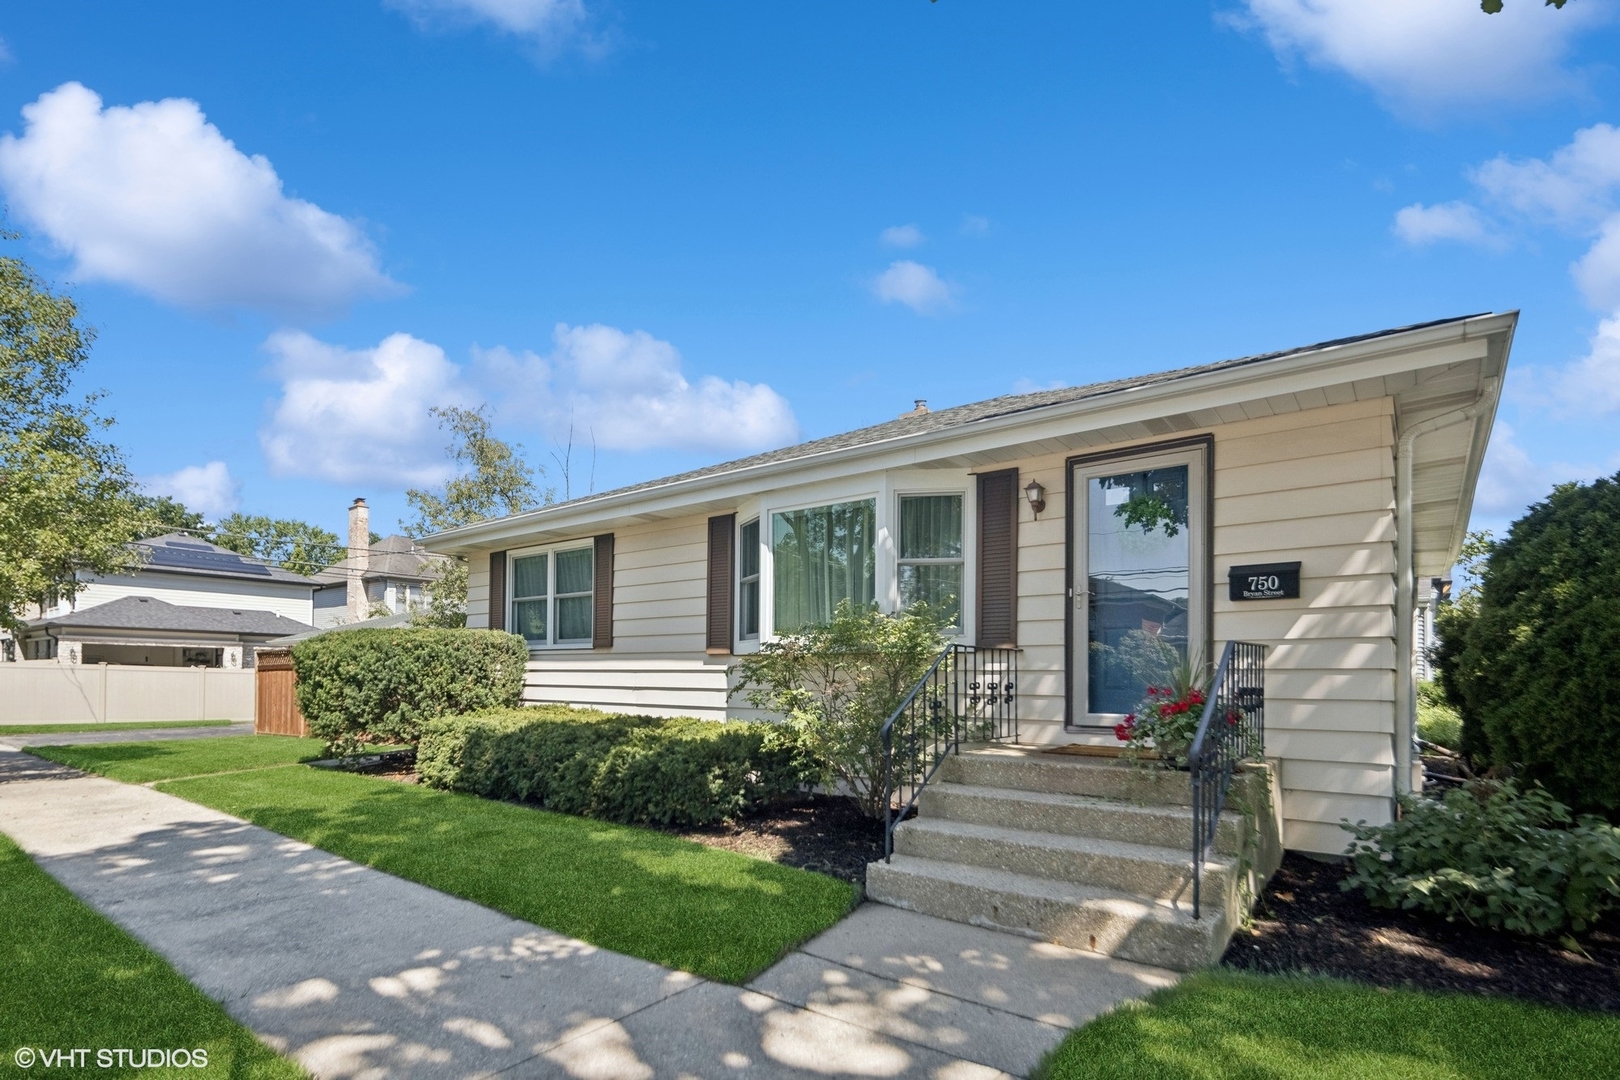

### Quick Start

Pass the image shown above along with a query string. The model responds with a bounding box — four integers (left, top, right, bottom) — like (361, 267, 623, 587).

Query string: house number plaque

(1228, 561, 1301, 601)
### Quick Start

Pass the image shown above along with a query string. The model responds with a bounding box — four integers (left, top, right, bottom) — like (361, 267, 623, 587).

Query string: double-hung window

(771, 499, 876, 633)
(738, 519, 761, 640)
(898, 493, 964, 629)
(510, 544, 595, 647)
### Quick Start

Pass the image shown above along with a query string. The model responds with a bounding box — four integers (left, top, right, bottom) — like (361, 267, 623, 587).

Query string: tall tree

(403, 406, 550, 627)
(211, 513, 345, 577)
(130, 494, 208, 538)
(0, 248, 141, 634)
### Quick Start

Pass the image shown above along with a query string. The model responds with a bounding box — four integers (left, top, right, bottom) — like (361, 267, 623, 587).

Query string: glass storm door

(1070, 444, 1207, 725)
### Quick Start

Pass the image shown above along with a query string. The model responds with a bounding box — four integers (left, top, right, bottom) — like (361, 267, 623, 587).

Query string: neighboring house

(2, 533, 319, 667)
(426, 312, 1515, 859)
(311, 498, 445, 629)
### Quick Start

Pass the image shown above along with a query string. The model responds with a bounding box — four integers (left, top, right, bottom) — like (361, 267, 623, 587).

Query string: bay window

(771, 499, 876, 633)
(738, 518, 760, 639)
(898, 493, 964, 628)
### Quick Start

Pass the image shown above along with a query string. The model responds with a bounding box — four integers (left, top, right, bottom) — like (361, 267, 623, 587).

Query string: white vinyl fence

(0, 662, 255, 725)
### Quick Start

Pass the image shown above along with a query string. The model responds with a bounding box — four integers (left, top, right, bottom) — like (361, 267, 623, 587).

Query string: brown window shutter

(488, 551, 507, 632)
(706, 514, 736, 654)
(976, 469, 1019, 648)
(593, 534, 615, 649)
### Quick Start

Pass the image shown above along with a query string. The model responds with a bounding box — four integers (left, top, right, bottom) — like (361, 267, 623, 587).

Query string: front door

(1069, 440, 1209, 729)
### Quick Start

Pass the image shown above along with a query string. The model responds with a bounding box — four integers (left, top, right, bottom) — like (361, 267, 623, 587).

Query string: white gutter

(1392, 386, 1493, 797)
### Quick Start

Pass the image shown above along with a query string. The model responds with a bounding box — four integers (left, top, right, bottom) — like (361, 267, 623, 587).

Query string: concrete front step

(866, 854, 1232, 972)
(941, 747, 1196, 806)
(919, 781, 1248, 856)
(892, 816, 1236, 903)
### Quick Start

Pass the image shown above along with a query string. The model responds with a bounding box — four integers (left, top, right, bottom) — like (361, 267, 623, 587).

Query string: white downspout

(1393, 392, 1490, 797)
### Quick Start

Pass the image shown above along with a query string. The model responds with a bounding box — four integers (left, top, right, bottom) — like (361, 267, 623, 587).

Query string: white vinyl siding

(64, 573, 314, 625)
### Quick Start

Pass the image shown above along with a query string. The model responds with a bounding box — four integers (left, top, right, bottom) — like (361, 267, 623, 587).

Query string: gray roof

(134, 534, 320, 587)
(462, 314, 1485, 523)
(30, 596, 315, 638)
(312, 535, 444, 587)
(264, 609, 434, 646)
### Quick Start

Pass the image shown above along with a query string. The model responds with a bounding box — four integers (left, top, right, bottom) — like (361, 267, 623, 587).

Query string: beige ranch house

(427, 313, 1513, 968)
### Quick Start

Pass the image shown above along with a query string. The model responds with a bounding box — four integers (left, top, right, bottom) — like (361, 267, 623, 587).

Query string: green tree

(212, 514, 344, 577)
(130, 494, 207, 538)
(1435, 474, 1620, 814)
(0, 250, 141, 635)
(1481, 0, 1573, 11)
(403, 406, 550, 627)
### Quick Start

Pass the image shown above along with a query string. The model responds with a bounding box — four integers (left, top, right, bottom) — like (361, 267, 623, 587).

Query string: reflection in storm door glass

(1087, 465, 1190, 714)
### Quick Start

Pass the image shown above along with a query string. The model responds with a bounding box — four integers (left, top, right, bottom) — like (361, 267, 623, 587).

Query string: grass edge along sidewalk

(0, 831, 306, 1080)
(32, 735, 859, 984)
(1034, 969, 1620, 1080)
(31, 735, 327, 783)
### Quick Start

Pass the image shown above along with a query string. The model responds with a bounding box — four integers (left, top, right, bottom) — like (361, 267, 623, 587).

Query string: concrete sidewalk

(0, 721, 255, 749)
(0, 748, 1177, 1079)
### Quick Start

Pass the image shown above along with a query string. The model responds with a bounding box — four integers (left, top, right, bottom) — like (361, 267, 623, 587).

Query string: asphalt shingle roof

(32, 596, 315, 638)
(311, 535, 444, 586)
(480, 314, 1484, 521)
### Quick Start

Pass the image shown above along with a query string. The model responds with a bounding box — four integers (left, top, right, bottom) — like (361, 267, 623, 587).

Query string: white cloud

(141, 461, 240, 520)
(0, 82, 397, 317)
(1541, 315, 1620, 416)
(1392, 201, 1496, 247)
(1473, 422, 1611, 526)
(1574, 214, 1620, 311)
(478, 323, 798, 454)
(1472, 124, 1620, 228)
(960, 214, 990, 236)
(1227, 0, 1606, 114)
(260, 331, 475, 486)
(879, 224, 925, 248)
(872, 260, 956, 315)
(387, 0, 601, 54)
(0, 36, 13, 66)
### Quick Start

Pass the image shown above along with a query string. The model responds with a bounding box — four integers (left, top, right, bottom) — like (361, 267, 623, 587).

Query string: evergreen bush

(292, 627, 528, 754)
(415, 706, 810, 826)
(1435, 472, 1620, 813)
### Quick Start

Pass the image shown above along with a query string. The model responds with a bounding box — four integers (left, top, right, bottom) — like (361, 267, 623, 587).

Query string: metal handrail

(1187, 639, 1268, 919)
(880, 643, 1019, 860)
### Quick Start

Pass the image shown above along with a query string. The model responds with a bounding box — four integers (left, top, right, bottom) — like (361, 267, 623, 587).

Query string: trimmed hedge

(417, 706, 810, 826)
(292, 627, 528, 753)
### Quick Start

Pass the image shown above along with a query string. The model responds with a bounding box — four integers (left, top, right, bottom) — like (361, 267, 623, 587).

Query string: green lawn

(0, 831, 304, 1079)
(1037, 971, 1620, 1080)
(0, 719, 233, 736)
(30, 734, 327, 783)
(159, 764, 856, 983)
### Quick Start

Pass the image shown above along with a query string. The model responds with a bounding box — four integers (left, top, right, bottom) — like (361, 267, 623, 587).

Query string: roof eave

(425, 312, 1518, 553)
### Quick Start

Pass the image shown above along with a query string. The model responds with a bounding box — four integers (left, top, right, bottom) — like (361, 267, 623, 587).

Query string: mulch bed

(659, 794, 886, 887)
(1224, 852, 1620, 1012)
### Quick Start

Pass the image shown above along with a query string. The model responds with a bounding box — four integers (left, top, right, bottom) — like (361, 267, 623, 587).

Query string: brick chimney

(347, 498, 369, 623)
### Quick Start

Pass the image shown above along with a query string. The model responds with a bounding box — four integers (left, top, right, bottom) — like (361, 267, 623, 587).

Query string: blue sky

(2, 1, 1618, 544)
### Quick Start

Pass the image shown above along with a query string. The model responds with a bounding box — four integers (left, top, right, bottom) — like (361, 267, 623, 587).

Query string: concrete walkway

(0, 748, 1177, 1079)
(0, 721, 255, 749)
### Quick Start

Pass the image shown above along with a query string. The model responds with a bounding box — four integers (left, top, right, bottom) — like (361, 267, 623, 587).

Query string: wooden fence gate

(255, 649, 306, 736)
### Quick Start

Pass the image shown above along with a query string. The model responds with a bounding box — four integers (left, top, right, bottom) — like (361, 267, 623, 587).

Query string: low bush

(729, 600, 950, 818)
(1342, 779, 1620, 939)
(293, 627, 527, 754)
(416, 706, 810, 826)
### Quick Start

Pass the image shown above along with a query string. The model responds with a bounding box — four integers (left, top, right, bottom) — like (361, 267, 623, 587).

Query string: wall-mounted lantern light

(1024, 479, 1047, 518)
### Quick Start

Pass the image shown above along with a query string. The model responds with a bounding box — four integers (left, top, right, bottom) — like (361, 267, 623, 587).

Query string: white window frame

(755, 470, 974, 644)
(894, 489, 968, 634)
(737, 517, 762, 645)
(507, 540, 596, 650)
(1069, 443, 1208, 727)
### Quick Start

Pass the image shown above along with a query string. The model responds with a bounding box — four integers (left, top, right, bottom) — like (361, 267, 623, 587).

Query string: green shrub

(1415, 681, 1462, 750)
(416, 706, 810, 826)
(293, 627, 527, 754)
(729, 601, 950, 818)
(1341, 780, 1620, 939)
(1435, 473, 1620, 813)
